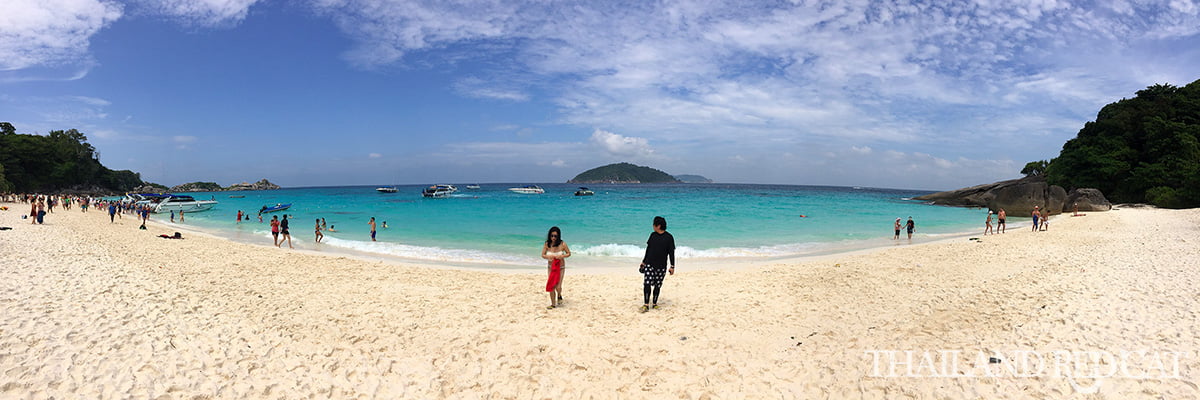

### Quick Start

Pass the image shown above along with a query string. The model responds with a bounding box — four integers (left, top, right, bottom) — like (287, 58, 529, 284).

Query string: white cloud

(589, 129, 654, 158)
(0, 0, 122, 70)
(173, 135, 196, 143)
(132, 0, 260, 27)
(368, 152, 382, 158)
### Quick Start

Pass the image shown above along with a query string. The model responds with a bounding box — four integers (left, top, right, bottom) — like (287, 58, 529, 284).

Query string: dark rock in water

(1064, 188, 1113, 212)
(914, 176, 1078, 216)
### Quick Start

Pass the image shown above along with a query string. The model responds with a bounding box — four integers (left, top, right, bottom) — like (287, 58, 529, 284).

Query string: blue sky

(2, 0, 1198, 190)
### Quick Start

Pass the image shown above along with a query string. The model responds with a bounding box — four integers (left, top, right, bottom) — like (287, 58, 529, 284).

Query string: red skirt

(546, 259, 563, 292)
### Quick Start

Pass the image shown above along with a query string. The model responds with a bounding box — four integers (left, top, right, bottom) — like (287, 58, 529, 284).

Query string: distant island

(133, 179, 282, 193)
(674, 174, 713, 183)
(568, 163, 681, 184)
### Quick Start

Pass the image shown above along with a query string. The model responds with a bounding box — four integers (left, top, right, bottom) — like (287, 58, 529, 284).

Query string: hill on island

(1041, 79, 1200, 208)
(0, 123, 143, 194)
(567, 163, 681, 184)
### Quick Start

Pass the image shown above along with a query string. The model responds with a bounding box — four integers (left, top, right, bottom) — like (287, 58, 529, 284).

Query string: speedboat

(574, 187, 594, 196)
(126, 193, 218, 213)
(376, 186, 398, 193)
(465, 184, 481, 190)
(422, 184, 458, 198)
(507, 185, 545, 194)
(259, 203, 291, 213)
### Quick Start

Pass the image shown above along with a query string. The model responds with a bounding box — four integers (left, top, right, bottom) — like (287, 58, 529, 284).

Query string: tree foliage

(1044, 80, 1200, 208)
(0, 123, 144, 193)
(1021, 160, 1049, 176)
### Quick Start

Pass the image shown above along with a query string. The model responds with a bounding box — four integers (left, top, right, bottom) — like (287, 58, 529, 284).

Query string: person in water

(368, 217, 377, 241)
(905, 217, 916, 239)
(280, 214, 293, 248)
(314, 218, 324, 243)
(639, 216, 676, 313)
(541, 226, 571, 309)
(893, 218, 901, 240)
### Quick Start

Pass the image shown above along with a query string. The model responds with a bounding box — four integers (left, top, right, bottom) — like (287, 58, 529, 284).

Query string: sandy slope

(0, 203, 1196, 399)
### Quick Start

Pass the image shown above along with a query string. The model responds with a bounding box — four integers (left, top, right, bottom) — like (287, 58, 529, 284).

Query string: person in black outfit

(639, 216, 676, 312)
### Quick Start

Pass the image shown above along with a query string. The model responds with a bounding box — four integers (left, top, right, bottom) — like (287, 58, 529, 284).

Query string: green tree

(1021, 160, 1049, 176)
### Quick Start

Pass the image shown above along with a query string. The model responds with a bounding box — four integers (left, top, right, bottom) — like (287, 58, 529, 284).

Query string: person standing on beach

(542, 226, 571, 309)
(36, 201, 46, 224)
(108, 203, 117, 223)
(280, 214, 293, 248)
(29, 201, 37, 224)
(368, 217, 377, 241)
(1031, 207, 1040, 232)
(985, 211, 994, 235)
(893, 218, 901, 240)
(905, 217, 915, 240)
(270, 215, 280, 246)
(998, 209, 1007, 233)
(639, 216, 676, 313)
(314, 218, 324, 243)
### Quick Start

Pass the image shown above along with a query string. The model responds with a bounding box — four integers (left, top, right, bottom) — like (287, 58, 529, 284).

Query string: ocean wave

(319, 236, 541, 265)
(576, 242, 824, 258)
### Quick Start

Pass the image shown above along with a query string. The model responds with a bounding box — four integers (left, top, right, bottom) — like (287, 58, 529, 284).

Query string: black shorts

(281, 229, 289, 235)
(272, 231, 279, 237)
(894, 229, 900, 235)
(998, 219, 1005, 224)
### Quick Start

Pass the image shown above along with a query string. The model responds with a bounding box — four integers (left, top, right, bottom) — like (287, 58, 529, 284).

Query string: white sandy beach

(0, 203, 1197, 399)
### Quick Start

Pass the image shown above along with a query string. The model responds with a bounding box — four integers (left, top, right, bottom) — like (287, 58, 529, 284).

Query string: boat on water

(229, 195, 245, 198)
(465, 184, 481, 190)
(508, 185, 545, 194)
(259, 203, 291, 213)
(376, 186, 398, 193)
(574, 187, 595, 196)
(422, 184, 458, 198)
(126, 193, 218, 213)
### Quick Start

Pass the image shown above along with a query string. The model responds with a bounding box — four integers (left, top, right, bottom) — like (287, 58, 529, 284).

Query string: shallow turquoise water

(154, 183, 989, 266)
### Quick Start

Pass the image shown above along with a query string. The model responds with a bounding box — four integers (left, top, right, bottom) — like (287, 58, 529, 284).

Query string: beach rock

(1064, 188, 1112, 212)
(914, 175, 1068, 216)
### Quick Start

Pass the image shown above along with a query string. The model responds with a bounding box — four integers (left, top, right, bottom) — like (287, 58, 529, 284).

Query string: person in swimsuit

(368, 217, 377, 241)
(985, 211, 993, 235)
(998, 209, 1007, 233)
(541, 226, 571, 309)
(905, 217, 915, 239)
(30, 201, 38, 225)
(280, 214, 293, 248)
(1031, 207, 1040, 231)
(270, 215, 280, 246)
(314, 218, 324, 243)
(639, 216, 676, 313)
(893, 218, 901, 240)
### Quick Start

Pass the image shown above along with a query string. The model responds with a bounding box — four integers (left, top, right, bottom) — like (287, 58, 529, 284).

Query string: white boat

(376, 186, 398, 193)
(574, 187, 594, 196)
(126, 193, 218, 213)
(465, 184, 481, 190)
(507, 185, 545, 194)
(422, 184, 458, 198)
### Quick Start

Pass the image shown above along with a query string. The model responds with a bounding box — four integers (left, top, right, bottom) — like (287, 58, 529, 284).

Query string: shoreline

(2, 202, 1195, 398)
(104, 202, 1033, 274)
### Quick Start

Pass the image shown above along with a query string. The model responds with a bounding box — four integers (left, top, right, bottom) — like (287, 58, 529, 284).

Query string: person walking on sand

(639, 216, 676, 313)
(108, 203, 117, 223)
(905, 216, 916, 240)
(270, 215, 280, 246)
(280, 214, 293, 248)
(893, 218, 901, 240)
(542, 226, 571, 309)
(314, 218, 324, 243)
(368, 217, 377, 241)
(1031, 207, 1041, 232)
(985, 211, 994, 235)
(998, 209, 1007, 233)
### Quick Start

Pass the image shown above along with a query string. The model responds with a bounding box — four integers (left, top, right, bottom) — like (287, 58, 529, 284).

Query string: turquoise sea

(151, 184, 991, 268)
